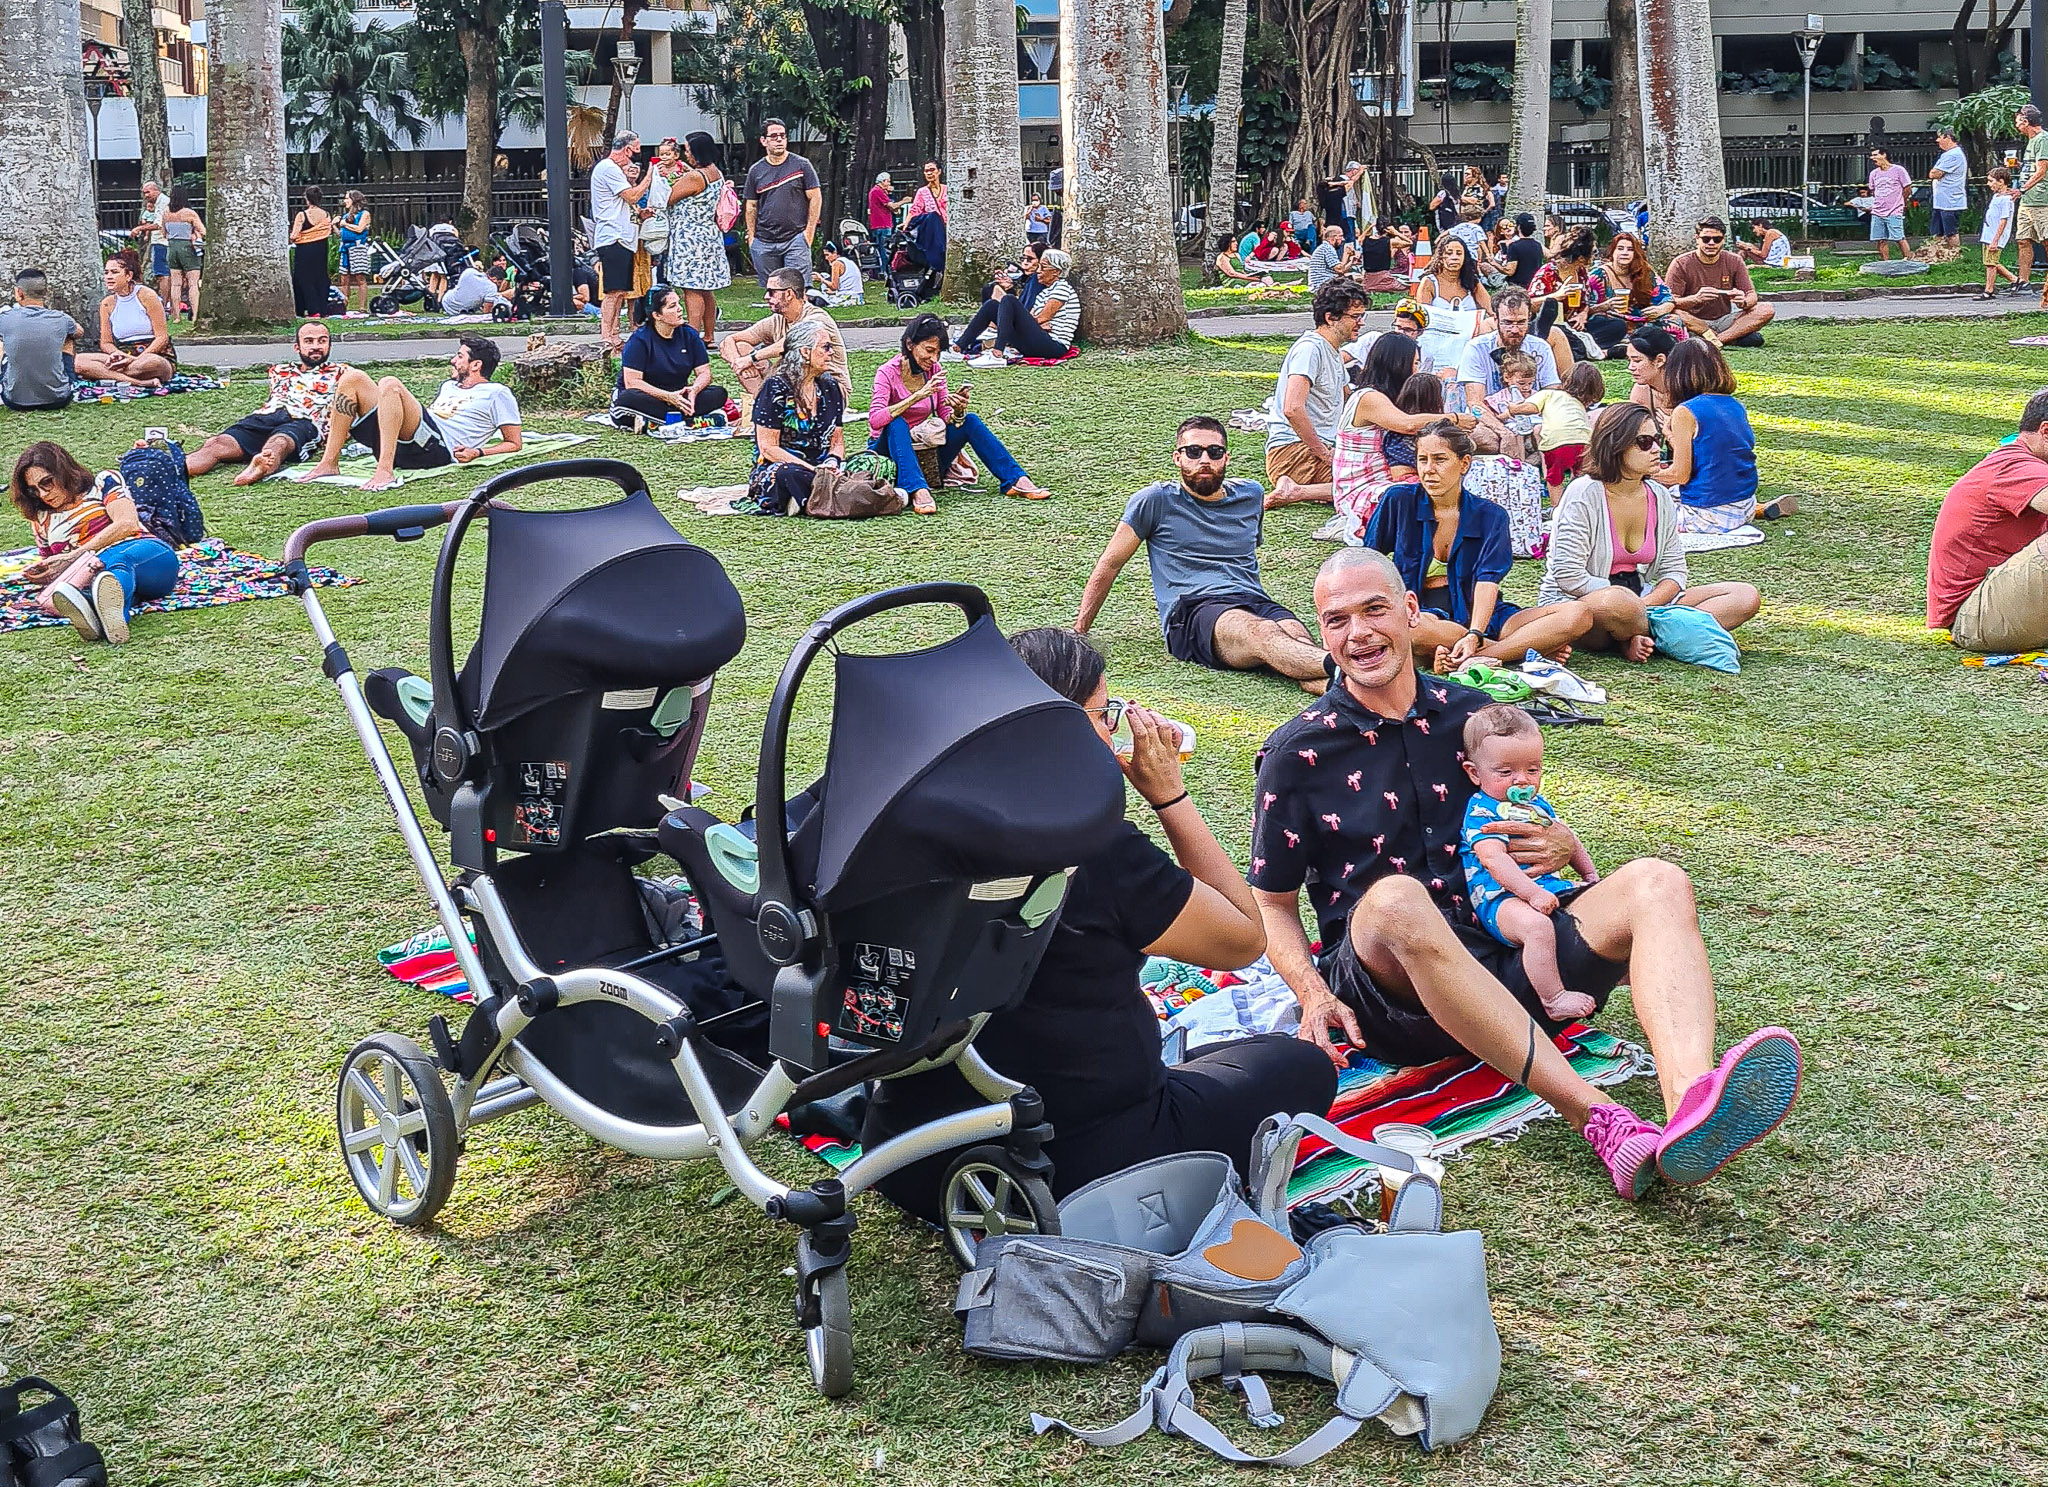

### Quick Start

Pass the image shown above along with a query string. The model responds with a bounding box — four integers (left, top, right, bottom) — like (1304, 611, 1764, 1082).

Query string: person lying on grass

(1076, 414, 1328, 690)
(299, 335, 522, 494)
(182, 321, 351, 486)
(1249, 545, 1804, 1200)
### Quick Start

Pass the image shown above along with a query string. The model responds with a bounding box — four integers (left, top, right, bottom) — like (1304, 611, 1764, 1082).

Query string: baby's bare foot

(1540, 989, 1597, 1022)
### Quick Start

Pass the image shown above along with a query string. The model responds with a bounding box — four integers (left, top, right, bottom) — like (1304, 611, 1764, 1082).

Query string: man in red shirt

(1927, 389, 2048, 651)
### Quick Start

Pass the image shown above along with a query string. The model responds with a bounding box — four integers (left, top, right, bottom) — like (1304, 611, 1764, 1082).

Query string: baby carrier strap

(1032, 1320, 1382, 1467)
(1249, 1111, 1444, 1234)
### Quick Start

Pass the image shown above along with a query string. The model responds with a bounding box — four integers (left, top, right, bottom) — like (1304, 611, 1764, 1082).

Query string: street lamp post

(1795, 17, 1824, 240)
(612, 41, 642, 139)
(541, 0, 574, 314)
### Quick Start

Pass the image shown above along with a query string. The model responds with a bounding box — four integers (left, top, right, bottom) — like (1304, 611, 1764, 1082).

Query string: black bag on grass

(2, 1377, 107, 1487)
(119, 441, 206, 549)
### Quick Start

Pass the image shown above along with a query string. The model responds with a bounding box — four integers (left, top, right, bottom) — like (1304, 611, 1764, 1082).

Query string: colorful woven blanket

(0, 538, 357, 634)
(71, 372, 228, 402)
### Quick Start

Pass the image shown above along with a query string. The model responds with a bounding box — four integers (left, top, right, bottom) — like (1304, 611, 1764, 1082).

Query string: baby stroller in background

(838, 219, 885, 281)
(369, 224, 472, 314)
(886, 210, 947, 308)
(287, 460, 1125, 1397)
(493, 222, 556, 319)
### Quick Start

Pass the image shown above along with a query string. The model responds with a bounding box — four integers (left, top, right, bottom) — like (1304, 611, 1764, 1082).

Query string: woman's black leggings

(862, 1033, 1338, 1225)
(613, 382, 729, 419)
(991, 295, 1069, 359)
(954, 297, 1000, 351)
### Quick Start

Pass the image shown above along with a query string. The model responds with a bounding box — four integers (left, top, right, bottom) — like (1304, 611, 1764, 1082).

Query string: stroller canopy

(807, 615, 1125, 910)
(468, 491, 745, 729)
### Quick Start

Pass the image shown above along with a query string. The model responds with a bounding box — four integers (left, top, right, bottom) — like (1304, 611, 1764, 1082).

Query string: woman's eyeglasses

(1633, 434, 1661, 452)
(1087, 699, 1129, 731)
(1177, 443, 1228, 461)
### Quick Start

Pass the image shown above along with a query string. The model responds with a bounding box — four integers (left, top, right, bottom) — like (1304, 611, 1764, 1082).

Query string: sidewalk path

(175, 291, 2039, 370)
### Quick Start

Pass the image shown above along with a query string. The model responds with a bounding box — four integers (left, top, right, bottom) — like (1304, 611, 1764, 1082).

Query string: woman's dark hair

(1416, 419, 1476, 462)
(1585, 401, 1657, 483)
(10, 441, 93, 521)
(684, 131, 721, 169)
(1433, 237, 1479, 294)
(304, 185, 323, 206)
(1552, 224, 1596, 267)
(645, 285, 680, 321)
(1663, 337, 1737, 404)
(900, 311, 948, 359)
(1007, 627, 1106, 707)
(106, 248, 141, 284)
(1396, 372, 1444, 416)
(1362, 332, 1420, 400)
(169, 184, 190, 213)
(1627, 323, 1677, 364)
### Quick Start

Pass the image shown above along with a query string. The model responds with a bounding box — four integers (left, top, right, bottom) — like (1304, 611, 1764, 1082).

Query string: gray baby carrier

(954, 1112, 1501, 1464)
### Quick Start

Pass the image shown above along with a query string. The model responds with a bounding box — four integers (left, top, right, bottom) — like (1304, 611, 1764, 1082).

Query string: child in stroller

(287, 459, 1126, 1398)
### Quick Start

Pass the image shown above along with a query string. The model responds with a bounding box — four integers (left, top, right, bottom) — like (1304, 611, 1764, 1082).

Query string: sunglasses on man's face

(1178, 443, 1228, 460)
(1698, 233, 1725, 244)
(1634, 434, 1662, 452)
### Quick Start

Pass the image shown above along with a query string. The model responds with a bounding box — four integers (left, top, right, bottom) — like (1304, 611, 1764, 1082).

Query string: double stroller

(286, 460, 1125, 1396)
(368, 224, 471, 315)
(885, 210, 947, 307)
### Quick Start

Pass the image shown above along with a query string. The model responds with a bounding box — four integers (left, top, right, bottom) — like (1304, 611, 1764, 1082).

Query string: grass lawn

(3, 317, 2047, 1485)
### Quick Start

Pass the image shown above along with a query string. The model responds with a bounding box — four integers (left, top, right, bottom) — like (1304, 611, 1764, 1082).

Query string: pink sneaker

(1655, 1028, 1803, 1186)
(1582, 1103, 1662, 1199)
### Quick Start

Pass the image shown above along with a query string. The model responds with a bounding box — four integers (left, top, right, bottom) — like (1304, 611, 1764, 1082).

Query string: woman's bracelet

(1150, 791, 1189, 812)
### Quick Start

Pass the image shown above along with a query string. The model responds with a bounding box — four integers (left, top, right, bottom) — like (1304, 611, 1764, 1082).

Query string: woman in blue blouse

(1364, 422, 1595, 668)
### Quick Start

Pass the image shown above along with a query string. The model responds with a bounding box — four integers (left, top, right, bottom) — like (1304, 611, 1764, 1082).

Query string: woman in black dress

(289, 185, 334, 317)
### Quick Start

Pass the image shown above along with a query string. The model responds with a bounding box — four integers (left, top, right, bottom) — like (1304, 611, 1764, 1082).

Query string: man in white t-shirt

(1456, 288, 1559, 455)
(440, 263, 513, 316)
(1265, 278, 1369, 507)
(1929, 128, 1970, 249)
(590, 132, 654, 349)
(301, 335, 524, 493)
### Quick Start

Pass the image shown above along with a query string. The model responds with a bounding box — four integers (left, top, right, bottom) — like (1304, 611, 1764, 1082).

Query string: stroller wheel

(940, 1145, 1059, 1269)
(798, 1235, 854, 1398)
(369, 295, 398, 316)
(336, 1032, 459, 1228)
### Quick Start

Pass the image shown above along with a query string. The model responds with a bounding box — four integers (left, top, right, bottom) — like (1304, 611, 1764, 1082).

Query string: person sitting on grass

(1075, 415, 1329, 690)
(947, 245, 1042, 360)
(1927, 386, 2048, 655)
(78, 251, 176, 389)
(1214, 234, 1276, 287)
(300, 335, 522, 493)
(1497, 359, 1606, 502)
(1647, 337, 1795, 532)
(1266, 277, 1370, 507)
(860, 625, 1336, 1220)
(611, 287, 729, 429)
(1737, 219, 1790, 268)
(10, 440, 181, 646)
(439, 259, 513, 316)
(0, 268, 82, 412)
(1362, 421, 1596, 668)
(1331, 333, 1478, 538)
(1249, 544, 1803, 1201)
(1537, 402, 1761, 657)
(1458, 288, 1559, 457)
(1305, 223, 1361, 294)
(810, 240, 865, 307)
(970, 247, 1080, 366)
(1664, 217, 1775, 349)
(718, 269, 852, 408)
(867, 313, 1048, 515)
(745, 317, 845, 515)
(183, 321, 351, 486)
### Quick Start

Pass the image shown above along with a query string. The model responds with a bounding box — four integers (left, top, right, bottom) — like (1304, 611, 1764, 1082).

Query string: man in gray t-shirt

(1075, 415, 1329, 688)
(743, 118, 822, 292)
(1265, 278, 1368, 507)
(0, 270, 82, 410)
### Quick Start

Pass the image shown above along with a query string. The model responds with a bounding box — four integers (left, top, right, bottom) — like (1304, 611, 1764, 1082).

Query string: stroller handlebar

(283, 503, 464, 565)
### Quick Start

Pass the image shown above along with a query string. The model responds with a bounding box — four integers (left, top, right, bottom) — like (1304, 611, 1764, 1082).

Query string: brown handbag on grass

(806, 465, 904, 519)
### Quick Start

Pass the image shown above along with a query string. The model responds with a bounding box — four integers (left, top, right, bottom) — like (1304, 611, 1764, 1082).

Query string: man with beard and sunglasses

(183, 321, 351, 485)
(1076, 415, 1330, 689)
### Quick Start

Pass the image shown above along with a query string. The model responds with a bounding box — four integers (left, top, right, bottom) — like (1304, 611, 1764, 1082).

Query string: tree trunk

(1507, 0, 1552, 215)
(0, 0, 104, 341)
(846, 15, 890, 232)
(903, 0, 947, 162)
(1275, 0, 1370, 211)
(601, 0, 647, 144)
(123, 0, 174, 187)
(1952, 0, 1983, 95)
(1062, 0, 1185, 345)
(1606, 0, 1643, 199)
(941, 0, 1027, 299)
(1634, 0, 1725, 256)
(456, 22, 500, 247)
(1201, 0, 1248, 281)
(201, 0, 292, 329)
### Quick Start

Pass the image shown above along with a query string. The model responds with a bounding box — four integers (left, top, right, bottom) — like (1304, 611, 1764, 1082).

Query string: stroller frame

(283, 461, 1061, 1397)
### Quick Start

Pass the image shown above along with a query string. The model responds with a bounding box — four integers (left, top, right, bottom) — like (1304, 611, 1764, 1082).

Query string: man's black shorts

(221, 407, 320, 461)
(1163, 591, 1302, 670)
(349, 408, 455, 471)
(594, 242, 637, 297)
(1319, 888, 1626, 1066)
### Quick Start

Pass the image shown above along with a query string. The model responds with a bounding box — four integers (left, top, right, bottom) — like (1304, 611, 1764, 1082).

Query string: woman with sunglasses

(858, 626, 1337, 1222)
(9, 440, 182, 644)
(1537, 403, 1760, 657)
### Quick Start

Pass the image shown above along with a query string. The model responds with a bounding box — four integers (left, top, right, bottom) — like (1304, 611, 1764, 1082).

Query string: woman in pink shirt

(867, 313, 1047, 513)
(910, 160, 948, 223)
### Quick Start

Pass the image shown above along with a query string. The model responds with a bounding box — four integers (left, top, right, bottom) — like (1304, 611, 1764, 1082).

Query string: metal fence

(96, 180, 592, 235)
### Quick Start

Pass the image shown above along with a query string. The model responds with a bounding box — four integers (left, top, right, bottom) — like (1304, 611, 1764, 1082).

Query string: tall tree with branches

(203, 0, 294, 328)
(1606, 0, 1644, 199)
(600, 0, 647, 142)
(0, 0, 104, 336)
(123, 0, 174, 187)
(283, 0, 425, 179)
(1634, 0, 1726, 255)
(409, 0, 516, 246)
(1200, 0, 1249, 281)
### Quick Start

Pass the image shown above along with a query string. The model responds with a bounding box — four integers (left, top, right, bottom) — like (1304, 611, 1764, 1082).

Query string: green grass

(4, 318, 2048, 1484)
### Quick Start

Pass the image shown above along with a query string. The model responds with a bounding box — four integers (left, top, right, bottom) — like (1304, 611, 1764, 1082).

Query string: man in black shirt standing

(1248, 548, 1802, 1201)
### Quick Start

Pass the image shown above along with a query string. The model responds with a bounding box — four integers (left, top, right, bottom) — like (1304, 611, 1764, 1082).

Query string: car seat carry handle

(752, 582, 995, 964)
(466, 456, 648, 507)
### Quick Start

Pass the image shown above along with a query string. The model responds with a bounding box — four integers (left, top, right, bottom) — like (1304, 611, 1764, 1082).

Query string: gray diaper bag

(954, 1112, 1501, 1464)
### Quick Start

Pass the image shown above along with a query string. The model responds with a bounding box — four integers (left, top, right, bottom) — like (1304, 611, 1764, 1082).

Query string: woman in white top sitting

(79, 250, 176, 388)
(811, 240, 865, 307)
(1414, 236, 1493, 324)
(974, 247, 1079, 364)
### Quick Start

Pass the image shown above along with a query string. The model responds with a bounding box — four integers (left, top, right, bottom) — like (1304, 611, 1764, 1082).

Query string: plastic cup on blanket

(1371, 1121, 1446, 1223)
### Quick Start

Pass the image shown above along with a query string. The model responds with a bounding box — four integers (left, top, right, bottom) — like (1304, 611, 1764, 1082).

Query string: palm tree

(283, 0, 426, 180)
(1506, 0, 1552, 217)
(1060, 0, 1185, 345)
(941, 0, 1028, 299)
(1633, 0, 1726, 256)
(0, 0, 104, 334)
(123, 0, 175, 188)
(1200, 0, 1249, 283)
(203, 0, 294, 327)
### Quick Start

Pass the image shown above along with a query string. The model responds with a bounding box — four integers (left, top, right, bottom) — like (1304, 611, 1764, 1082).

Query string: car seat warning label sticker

(840, 943, 914, 1043)
(510, 760, 569, 847)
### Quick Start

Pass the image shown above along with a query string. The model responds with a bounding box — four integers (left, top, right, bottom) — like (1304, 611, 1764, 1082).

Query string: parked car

(1544, 196, 1641, 239)
(1726, 189, 1833, 223)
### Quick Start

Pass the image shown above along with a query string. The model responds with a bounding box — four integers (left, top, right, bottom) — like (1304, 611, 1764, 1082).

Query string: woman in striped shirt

(970, 247, 1080, 366)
